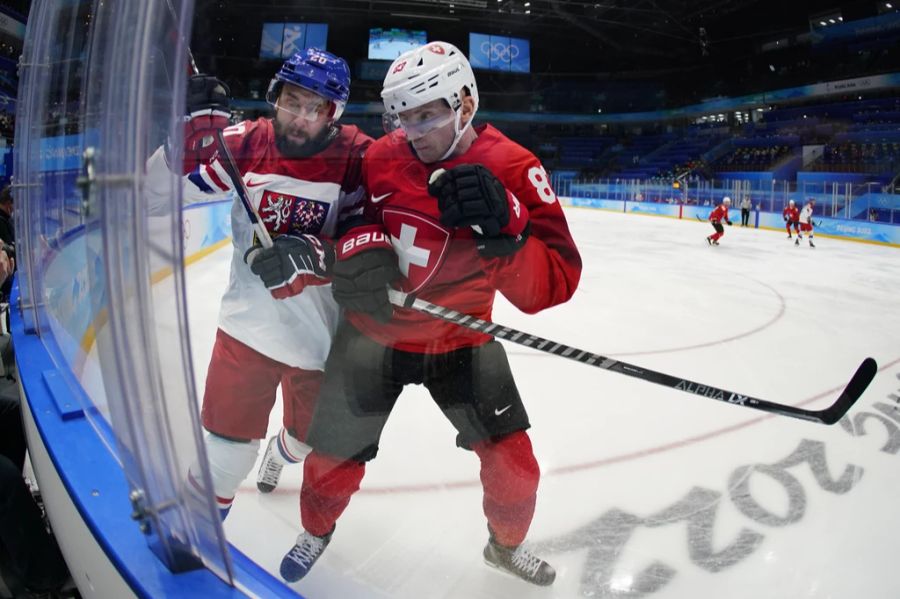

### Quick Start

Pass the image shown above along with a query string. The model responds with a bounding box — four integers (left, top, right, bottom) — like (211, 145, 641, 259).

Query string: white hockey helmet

(382, 42, 479, 160)
(723, 196, 732, 204)
(789, 199, 795, 205)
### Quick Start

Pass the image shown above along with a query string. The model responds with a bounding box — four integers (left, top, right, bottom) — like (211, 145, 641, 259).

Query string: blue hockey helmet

(267, 48, 350, 120)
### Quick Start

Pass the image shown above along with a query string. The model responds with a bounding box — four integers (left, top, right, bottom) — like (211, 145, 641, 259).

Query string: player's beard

(273, 118, 336, 158)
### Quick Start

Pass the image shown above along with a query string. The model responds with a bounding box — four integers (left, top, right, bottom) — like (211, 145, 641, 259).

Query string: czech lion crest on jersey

(381, 207, 450, 293)
(258, 190, 329, 235)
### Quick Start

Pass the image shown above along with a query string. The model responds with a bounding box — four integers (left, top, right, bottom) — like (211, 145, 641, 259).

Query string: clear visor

(269, 96, 332, 122)
(383, 107, 456, 141)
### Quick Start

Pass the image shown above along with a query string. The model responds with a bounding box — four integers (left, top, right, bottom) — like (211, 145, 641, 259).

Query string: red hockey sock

(300, 452, 365, 536)
(472, 431, 540, 547)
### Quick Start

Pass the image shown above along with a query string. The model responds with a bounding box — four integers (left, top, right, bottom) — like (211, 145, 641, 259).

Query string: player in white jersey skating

(146, 48, 372, 519)
(798, 198, 816, 248)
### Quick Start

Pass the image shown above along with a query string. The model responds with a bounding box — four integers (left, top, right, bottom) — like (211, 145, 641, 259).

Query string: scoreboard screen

(368, 28, 427, 60)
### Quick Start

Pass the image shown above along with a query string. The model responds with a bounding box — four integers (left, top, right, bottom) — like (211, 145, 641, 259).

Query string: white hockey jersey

(147, 119, 371, 369)
(799, 203, 814, 225)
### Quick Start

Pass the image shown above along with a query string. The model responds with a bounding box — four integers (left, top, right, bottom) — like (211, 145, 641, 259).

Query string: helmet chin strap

(437, 108, 473, 162)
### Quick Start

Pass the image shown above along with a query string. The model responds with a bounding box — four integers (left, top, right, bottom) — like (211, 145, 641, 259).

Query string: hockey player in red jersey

(783, 199, 800, 239)
(279, 42, 582, 586)
(147, 49, 372, 519)
(706, 196, 732, 245)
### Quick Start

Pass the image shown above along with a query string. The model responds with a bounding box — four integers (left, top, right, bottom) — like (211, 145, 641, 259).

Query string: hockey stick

(166, 0, 274, 250)
(214, 130, 273, 249)
(164, 0, 200, 75)
(386, 289, 877, 425)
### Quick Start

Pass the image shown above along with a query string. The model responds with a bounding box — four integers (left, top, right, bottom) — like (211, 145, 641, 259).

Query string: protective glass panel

(17, 0, 114, 452)
(15, 0, 231, 583)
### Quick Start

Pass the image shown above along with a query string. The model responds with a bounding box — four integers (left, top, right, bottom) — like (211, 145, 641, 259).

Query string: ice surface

(185, 208, 900, 598)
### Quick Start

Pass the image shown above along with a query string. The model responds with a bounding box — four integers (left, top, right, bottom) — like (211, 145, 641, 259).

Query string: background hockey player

(798, 198, 816, 247)
(783, 199, 800, 239)
(278, 41, 582, 587)
(706, 196, 732, 245)
(147, 48, 372, 519)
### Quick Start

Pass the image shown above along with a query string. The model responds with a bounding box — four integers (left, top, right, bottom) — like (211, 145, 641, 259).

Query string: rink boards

(562, 196, 900, 246)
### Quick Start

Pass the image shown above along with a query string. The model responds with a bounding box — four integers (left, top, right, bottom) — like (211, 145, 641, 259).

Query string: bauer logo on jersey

(258, 191, 329, 235)
(381, 208, 451, 294)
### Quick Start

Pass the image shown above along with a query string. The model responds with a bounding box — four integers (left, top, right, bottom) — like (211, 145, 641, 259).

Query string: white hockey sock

(274, 428, 313, 465)
(201, 433, 261, 500)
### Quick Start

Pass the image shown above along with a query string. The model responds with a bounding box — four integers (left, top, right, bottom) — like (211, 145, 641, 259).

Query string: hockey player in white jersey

(798, 198, 816, 248)
(146, 48, 372, 519)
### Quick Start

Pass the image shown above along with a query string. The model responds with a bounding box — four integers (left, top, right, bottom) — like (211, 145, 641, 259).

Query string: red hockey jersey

(783, 205, 799, 222)
(709, 204, 730, 224)
(349, 124, 582, 353)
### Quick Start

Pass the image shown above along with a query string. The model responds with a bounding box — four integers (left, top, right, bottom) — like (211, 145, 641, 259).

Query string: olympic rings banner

(469, 33, 530, 73)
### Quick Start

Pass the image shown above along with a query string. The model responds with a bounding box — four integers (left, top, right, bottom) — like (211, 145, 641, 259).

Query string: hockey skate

(706, 236, 712, 246)
(795, 238, 799, 246)
(257, 436, 284, 493)
(484, 534, 556, 586)
(280, 529, 333, 582)
(809, 239, 815, 248)
(712, 239, 719, 245)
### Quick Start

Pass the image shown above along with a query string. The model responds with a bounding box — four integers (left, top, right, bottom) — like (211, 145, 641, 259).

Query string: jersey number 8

(527, 166, 557, 204)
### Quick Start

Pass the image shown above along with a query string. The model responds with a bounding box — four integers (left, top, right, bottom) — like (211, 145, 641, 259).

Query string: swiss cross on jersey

(381, 207, 450, 293)
(258, 190, 329, 235)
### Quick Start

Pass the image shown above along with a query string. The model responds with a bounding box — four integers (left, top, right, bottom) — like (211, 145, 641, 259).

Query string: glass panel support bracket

(76, 146, 138, 218)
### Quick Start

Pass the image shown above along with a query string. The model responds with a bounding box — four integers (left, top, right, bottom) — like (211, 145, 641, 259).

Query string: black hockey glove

(244, 234, 334, 300)
(187, 75, 231, 114)
(726, 220, 733, 226)
(428, 164, 530, 258)
(1, 241, 14, 262)
(331, 225, 401, 323)
(181, 75, 231, 175)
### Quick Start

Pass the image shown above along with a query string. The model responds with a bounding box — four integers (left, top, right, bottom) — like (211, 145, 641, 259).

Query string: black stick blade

(818, 357, 878, 425)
